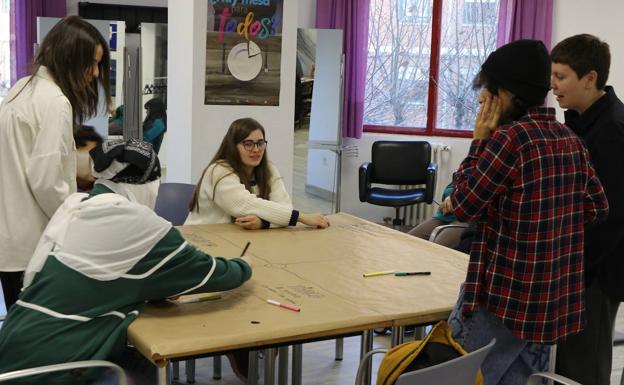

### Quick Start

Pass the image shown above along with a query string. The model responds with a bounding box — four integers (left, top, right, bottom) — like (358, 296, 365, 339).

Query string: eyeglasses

(240, 139, 268, 151)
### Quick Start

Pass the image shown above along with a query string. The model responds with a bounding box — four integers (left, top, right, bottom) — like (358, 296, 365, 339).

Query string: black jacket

(565, 86, 624, 299)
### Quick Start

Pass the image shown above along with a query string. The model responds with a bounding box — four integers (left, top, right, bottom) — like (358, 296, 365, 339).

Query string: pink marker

(266, 299, 301, 313)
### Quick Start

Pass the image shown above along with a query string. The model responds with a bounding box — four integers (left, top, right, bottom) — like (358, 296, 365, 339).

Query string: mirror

(108, 21, 126, 137)
(292, 28, 343, 215)
(140, 23, 168, 111)
(140, 22, 168, 160)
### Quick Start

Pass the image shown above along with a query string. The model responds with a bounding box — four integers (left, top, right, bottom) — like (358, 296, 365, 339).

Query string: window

(0, 0, 10, 103)
(463, 0, 498, 25)
(400, 0, 432, 24)
(364, 0, 500, 136)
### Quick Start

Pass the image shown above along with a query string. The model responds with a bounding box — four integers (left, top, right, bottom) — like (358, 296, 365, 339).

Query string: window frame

(364, 0, 497, 138)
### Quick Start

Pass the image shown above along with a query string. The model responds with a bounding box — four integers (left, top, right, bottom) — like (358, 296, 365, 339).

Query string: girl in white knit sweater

(185, 118, 329, 229)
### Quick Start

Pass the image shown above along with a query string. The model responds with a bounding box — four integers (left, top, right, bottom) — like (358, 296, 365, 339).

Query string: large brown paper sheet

(127, 213, 468, 366)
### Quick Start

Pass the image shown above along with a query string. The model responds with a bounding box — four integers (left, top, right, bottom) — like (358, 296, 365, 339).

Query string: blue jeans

(448, 286, 550, 385)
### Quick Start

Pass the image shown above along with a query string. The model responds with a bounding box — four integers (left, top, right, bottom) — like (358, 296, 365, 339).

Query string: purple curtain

(496, 0, 553, 49)
(316, 0, 370, 139)
(10, 0, 66, 85)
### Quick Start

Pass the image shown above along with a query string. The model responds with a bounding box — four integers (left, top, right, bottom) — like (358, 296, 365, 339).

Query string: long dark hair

(143, 98, 167, 132)
(10, 16, 111, 126)
(472, 70, 530, 123)
(189, 118, 272, 213)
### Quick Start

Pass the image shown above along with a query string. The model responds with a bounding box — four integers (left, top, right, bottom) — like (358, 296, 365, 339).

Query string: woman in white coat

(0, 16, 112, 309)
(186, 118, 329, 230)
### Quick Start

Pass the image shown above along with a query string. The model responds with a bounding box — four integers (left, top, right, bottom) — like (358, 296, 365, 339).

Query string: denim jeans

(448, 285, 550, 385)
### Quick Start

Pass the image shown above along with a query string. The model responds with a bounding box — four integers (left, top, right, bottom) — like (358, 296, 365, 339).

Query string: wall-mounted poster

(205, 0, 283, 105)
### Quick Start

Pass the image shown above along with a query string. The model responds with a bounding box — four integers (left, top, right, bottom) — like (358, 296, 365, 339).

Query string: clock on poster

(205, 0, 283, 106)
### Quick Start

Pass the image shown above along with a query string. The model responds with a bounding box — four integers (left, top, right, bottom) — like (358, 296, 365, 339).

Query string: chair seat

(366, 187, 426, 207)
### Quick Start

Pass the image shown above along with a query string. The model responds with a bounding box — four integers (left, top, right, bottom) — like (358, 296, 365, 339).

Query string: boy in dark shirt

(551, 33, 624, 385)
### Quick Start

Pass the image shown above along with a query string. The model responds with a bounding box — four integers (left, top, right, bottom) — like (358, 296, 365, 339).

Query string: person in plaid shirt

(446, 40, 609, 385)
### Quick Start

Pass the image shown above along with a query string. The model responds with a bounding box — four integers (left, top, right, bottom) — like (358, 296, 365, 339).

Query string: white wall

(165, 3, 194, 183)
(297, 0, 316, 28)
(167, 0, 298, 190)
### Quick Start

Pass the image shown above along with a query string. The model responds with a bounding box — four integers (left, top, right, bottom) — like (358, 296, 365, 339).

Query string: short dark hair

(551, 34, 611, 90)
(74, 125, 103, 148)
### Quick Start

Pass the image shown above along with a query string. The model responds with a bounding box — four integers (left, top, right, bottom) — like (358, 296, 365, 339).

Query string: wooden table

(127, 213, 468, 384)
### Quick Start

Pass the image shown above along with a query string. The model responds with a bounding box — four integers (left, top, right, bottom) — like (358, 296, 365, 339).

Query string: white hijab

(23, 178, 170, 288)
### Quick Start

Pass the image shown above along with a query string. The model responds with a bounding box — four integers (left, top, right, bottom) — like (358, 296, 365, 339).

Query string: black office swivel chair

(359, 141, 437, 226)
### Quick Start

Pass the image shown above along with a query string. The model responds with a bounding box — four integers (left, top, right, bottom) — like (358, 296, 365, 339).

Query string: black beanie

(481, 39, 551, 106)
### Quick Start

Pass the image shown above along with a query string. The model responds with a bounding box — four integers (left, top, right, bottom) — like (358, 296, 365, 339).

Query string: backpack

(375, 321, 484, 385)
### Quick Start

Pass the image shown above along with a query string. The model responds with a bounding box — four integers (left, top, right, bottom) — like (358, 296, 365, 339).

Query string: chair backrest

(428, 223, 470, 247)
(0, 360, 127, 384)
(526, 372, 582, 385)
(154, 183, 195, 225)
(394, 338, 496, 385)
(371, 141, 431, 185)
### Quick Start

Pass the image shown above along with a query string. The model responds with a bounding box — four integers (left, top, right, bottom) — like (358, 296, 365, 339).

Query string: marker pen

(266, 299, 301, 312)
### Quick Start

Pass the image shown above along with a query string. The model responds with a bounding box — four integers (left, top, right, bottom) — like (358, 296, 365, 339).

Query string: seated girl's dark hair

(472, 70, 530, 123)
(143, 98, 167, 132)
(74, 125, 103, 148)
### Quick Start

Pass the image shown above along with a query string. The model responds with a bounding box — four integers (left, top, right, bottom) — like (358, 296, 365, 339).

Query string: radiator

(400, 143, 451, 227)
